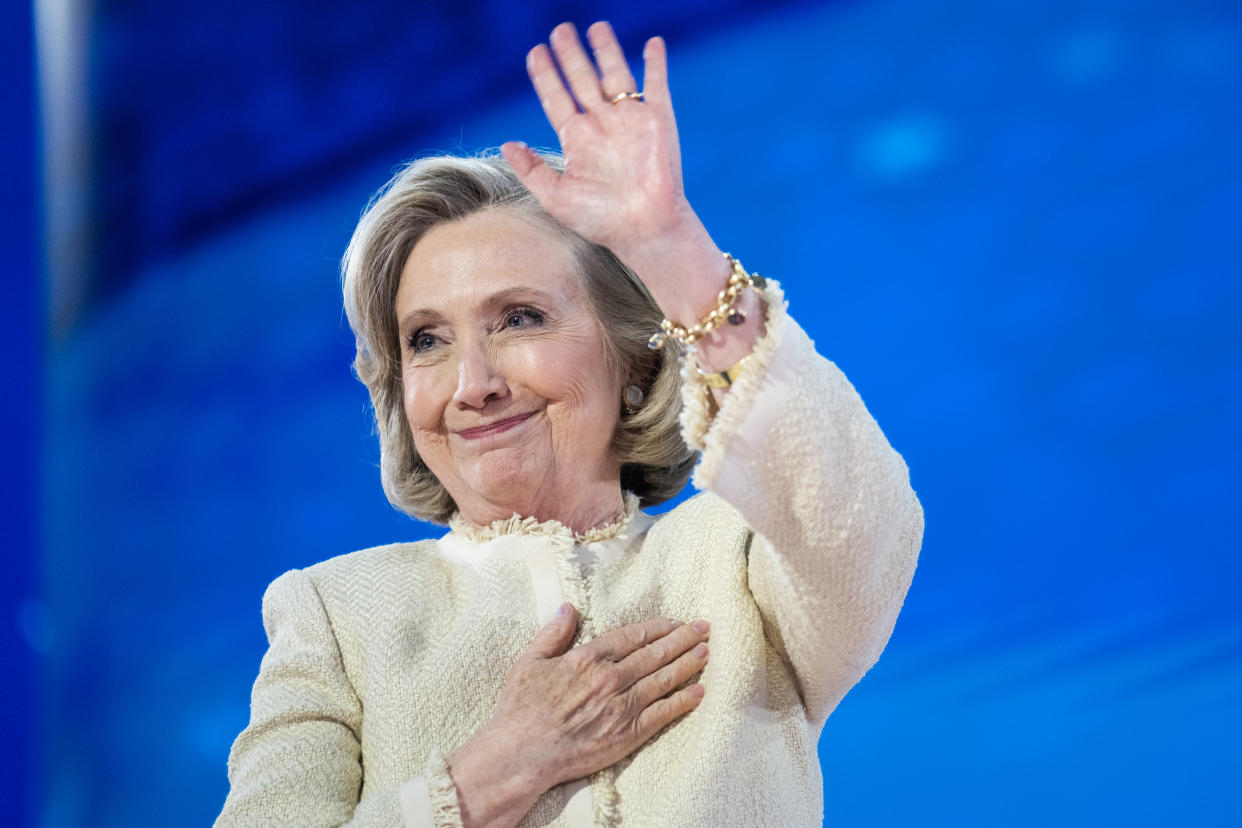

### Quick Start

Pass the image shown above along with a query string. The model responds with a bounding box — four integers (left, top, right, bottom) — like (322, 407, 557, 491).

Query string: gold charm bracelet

(647, 252, 766, 351)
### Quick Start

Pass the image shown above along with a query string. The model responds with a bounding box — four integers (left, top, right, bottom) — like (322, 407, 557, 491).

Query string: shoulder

(258, 539, 462, 662)
(656, 490, 737, 522)
(303, 538, 442, 581)
(262, 539, 451, 617)
(646, 490, 752, 548)
(655, 489, 740, 528)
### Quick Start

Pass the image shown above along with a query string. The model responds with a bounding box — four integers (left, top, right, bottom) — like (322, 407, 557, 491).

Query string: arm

(216, 569, 457, 827)
(683, 286, 924, 729)
(501, 21, 922, 730)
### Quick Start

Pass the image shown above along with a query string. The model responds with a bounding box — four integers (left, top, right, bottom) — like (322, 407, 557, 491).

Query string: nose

(453, 340, 508, 409)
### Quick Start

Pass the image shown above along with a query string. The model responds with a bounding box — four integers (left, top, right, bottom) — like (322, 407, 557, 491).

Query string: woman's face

(395, 208, 622, 525)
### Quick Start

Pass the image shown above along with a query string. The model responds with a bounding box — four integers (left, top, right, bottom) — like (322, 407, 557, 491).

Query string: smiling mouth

(456, 411, 536, 441)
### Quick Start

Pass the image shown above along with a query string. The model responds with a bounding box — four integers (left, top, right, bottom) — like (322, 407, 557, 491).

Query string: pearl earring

(623, 384, 644, 410)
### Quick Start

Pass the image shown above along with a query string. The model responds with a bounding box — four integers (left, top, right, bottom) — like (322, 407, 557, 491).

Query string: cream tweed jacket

(217, 289, 923, 827)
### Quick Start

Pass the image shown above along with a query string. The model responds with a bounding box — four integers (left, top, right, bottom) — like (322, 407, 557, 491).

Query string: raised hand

(446, 605, 710, 827)
(502, 21, 688, 256)
(504, 20, 762, 378)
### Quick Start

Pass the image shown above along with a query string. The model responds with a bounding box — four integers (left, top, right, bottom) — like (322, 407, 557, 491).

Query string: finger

(585, 616, 682, 662)
(616, 619, 708, 688)
(630, 641, 709, 707)
(641, 36, 671, 108)
(526, 44, 578, 134)
(522, 602, 578, 660)
(586, 21, 638, 99)
(550, 22, 606, 109)
(501, 141, 563, 206)
(635, 682, 705, 739)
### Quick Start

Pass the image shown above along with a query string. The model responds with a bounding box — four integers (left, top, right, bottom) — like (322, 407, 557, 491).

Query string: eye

(407, 329, 440, 353)
(502, 306, 545, 330)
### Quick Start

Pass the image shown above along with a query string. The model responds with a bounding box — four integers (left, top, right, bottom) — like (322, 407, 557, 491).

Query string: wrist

(447, 729, 550, 828)
(692, 288, 765, 373)
(606, 207, 729, 321)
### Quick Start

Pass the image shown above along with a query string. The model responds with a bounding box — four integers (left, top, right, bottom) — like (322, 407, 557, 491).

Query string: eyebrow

(399, 286, 561, 334)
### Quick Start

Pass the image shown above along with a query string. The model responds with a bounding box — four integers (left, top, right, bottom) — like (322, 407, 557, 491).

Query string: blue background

(12, 0, 1241, 825)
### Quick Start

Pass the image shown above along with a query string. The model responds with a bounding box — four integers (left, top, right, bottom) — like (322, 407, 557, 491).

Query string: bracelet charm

(648, 253, 765, 350)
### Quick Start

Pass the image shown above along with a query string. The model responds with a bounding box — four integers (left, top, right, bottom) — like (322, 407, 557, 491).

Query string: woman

(217, 20, 922, 828)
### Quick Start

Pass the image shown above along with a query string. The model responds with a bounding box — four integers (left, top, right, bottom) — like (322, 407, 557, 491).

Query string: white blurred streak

(36, 0, 93, 340)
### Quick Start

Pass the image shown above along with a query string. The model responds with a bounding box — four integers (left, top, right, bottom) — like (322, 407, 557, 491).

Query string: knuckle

(631, 716, 654, 745)
(652, 666, 676, 696)
(664, 624, 690, 648)
(625, 625, 655, 650)
(604, 696, 636, 733)
(566, 647, 600, 674)
(645, 617, 673, 637)
(645, 697, 674, 728)
(590, 666, 620, 696)
(623, 626, 645, 649)
(617, 693, 641, 722)
(669, 692, 692, 716)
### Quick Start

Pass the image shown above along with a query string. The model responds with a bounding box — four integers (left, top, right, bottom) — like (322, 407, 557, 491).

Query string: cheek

(402, 367, 447, 438)
(530, 338, 620, 422)
(579, 336, 622, 415)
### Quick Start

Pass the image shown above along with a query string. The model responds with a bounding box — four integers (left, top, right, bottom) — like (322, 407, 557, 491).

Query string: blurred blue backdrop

(19, 0, 1241, 824)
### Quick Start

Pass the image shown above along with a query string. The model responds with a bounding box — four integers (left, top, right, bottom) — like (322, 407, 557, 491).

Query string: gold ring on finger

(608, 91, 645, 105)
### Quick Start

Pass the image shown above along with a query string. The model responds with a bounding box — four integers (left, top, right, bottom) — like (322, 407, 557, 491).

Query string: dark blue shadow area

(4, 1, 38, 825)
(37, 0, 1242, 825)
(86, 0, 819, 300)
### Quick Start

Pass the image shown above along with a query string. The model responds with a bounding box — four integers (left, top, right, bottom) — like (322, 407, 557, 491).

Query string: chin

(460, 451, 548, 510)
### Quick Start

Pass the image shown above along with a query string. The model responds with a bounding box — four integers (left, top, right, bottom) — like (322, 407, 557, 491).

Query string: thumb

(524, 603, 578, 660)
(500, 141, 562, 207)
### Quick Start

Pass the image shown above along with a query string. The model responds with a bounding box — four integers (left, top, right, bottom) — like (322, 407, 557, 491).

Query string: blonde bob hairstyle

(341, 151, 697, 525)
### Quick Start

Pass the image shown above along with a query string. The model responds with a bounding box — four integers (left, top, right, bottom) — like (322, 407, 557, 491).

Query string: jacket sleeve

(216, 569, 463, 828)
(680, 281, 924, 731)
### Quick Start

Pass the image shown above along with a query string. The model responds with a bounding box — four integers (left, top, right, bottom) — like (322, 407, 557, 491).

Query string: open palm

(501, 22, 691, 256)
